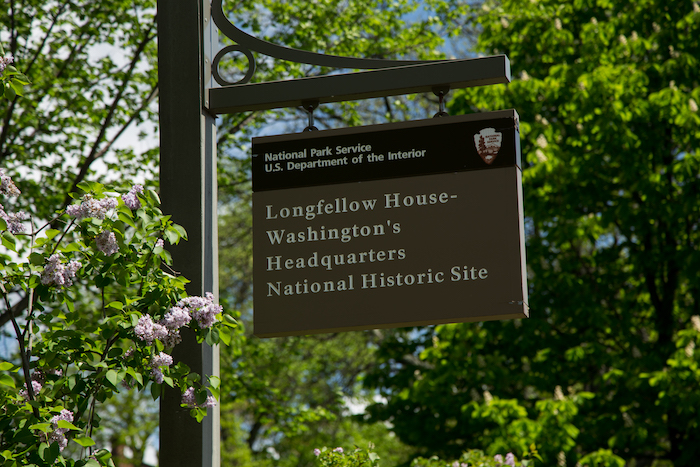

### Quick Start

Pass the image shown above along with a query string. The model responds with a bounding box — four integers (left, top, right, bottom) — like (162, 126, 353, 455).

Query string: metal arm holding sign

(208, 0, 511, 113)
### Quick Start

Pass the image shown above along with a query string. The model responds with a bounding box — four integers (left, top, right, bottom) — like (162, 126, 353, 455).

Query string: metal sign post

(158, 0, 514, 465)
(158, 1, 218, 467)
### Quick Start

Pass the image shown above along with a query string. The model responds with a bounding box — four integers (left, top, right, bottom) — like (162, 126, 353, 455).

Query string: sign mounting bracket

(209, 0, 511, 114)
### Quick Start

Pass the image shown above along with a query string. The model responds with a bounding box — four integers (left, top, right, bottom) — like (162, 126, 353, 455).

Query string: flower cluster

(181, 386, 216, 409)
(66, 195, 117, 221)
(494, 453, 516, 466)
(0, 54, 13, 74)
(177, 292, 221, 329)
(95, 230, 118, 256)
(121, 184, 143, 210)
(134, 315, 168, 345)
(0, 203, 27, 234)
(150, 351, 174, 384)
(0, 169, 20, 196)
(160, 306, 192, 347)
(41, 254, 81, 287)
(134, 293, 220, 351)
(19, 380, 42, 400)
(46, 409, 74, 451)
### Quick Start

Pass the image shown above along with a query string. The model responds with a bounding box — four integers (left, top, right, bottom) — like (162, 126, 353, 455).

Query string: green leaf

(173, 224, 187, 240)
(4, 82, 17, 100)
(223, 313, 238, 326)
(13, 73, 30, 84)
(0, 361, 15, 371)
(95, 274, 111, 288)
(27, 274, 40, 288)
(94, 449, 112, 461)
(163, 228, 179, 245)
(0, 374, 16, 388)
(151, 382, 162, 400)
(218, 327, 231, 346)
(205, 327, 219, 346)
(127, 367, 144, 386)
(73, 436, 96, 447)
(56, 420, 79, 431)
(2, 231, 16, 251)
(105, 369, 119, 387)
(118, 212, 136, 229)
(29, 423, 52, 433)
(61, 242, 83, 252)
(10, 79, 24, 97)
(29, 253, 45, 265)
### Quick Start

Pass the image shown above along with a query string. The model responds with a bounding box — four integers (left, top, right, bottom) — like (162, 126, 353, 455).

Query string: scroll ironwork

(210, 0, 431, 86)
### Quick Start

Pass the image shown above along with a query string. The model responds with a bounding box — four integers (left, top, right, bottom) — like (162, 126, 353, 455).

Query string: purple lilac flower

(134, 315, 168, 345)
(176, 292, 221, 329)
(333, 447, 343, 454)
(159, 306, 192, 348)
(151, 351, 173, 368)
(0, 204, 27, 233)
(19, 380, 43, 400)
(48, 409, 74, 451)
(494, 455, 504, 465)
(122, 184, 144, 210)
(181, 386, 216, 409)
(505, 453, 516, 466)
(155, 238, 164, 248)
(66, 196, 118, 221)
(314, 449, 321, 456)
(41, 254, 81, 287)
(0, 169, 20, 196)
(152, 352, 174, 384)
(95, 230, 118, 256)
(0, 55, 14, 74)
(160, 328, 182, 348)
(162, 306, 192, 329)
(151, 368, 164, 384)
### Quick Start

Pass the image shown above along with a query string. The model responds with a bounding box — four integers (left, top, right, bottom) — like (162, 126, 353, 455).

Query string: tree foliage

(0, 0, 159, 223)
(364, 0, 700, 465)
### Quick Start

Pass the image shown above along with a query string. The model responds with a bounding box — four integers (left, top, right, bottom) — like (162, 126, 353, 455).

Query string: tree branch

(61, 19, 157, 210)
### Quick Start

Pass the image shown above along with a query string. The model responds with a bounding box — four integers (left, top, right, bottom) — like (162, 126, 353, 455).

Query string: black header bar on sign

(252, 110, 520, 192)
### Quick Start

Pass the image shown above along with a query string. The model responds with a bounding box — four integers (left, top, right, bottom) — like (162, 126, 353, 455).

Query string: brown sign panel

(252, 111, 527, 337)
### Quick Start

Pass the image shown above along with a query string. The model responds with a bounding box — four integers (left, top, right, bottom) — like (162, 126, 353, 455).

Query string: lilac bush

(0, 176, 238, 466)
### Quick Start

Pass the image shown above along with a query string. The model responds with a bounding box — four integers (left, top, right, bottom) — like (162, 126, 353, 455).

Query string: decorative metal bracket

(209, 0, 511, 115)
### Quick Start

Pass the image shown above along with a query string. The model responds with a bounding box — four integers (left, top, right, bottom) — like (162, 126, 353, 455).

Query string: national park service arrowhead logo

(474, 128, 502, 164)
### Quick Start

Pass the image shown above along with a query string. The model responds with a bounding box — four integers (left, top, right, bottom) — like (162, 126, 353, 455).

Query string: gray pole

(158, 1, 219, 466)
